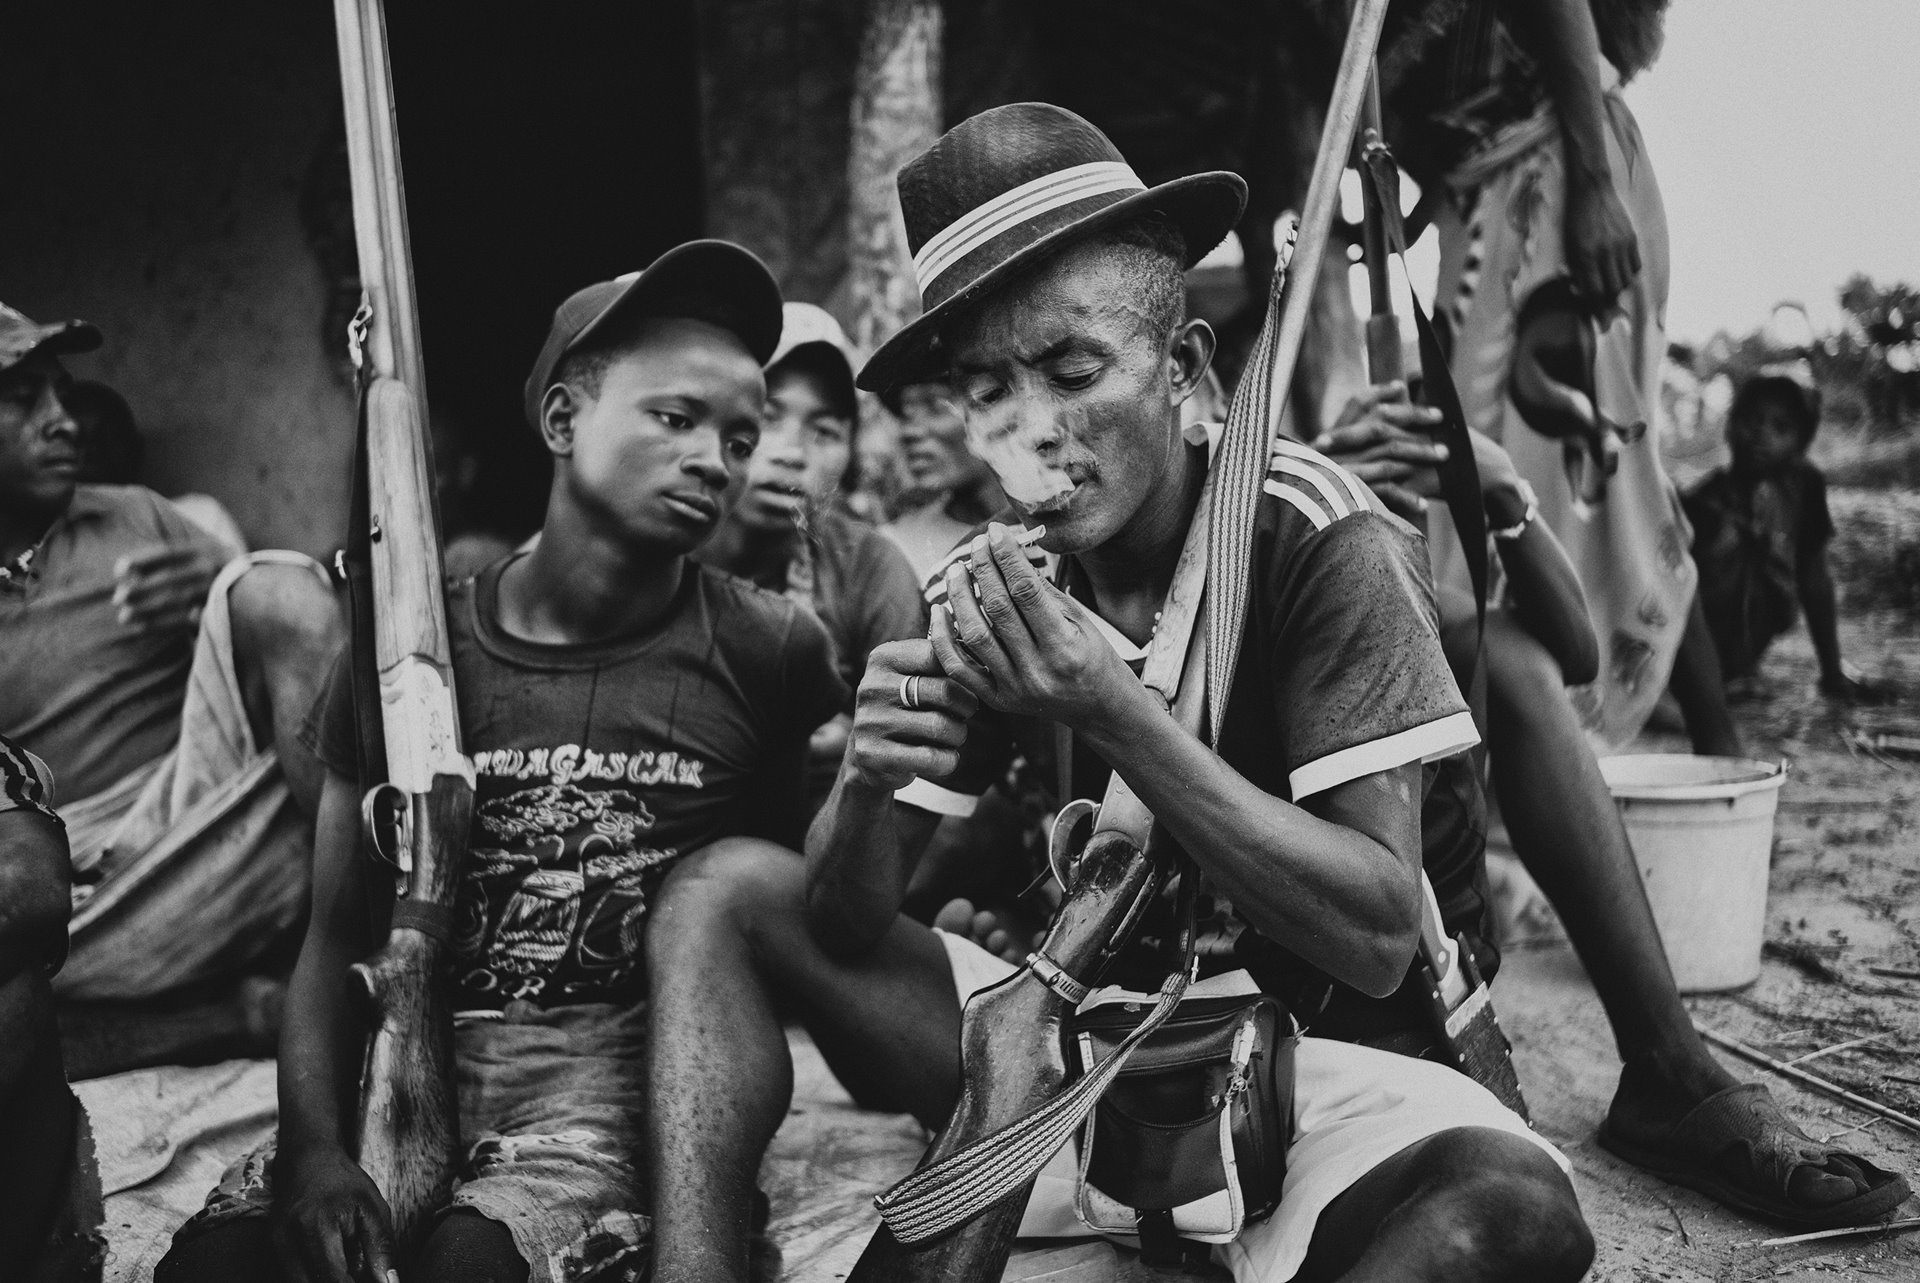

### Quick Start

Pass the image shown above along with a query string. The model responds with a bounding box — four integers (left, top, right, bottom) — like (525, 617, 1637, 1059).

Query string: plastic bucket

(1598, 755, 1787, 993)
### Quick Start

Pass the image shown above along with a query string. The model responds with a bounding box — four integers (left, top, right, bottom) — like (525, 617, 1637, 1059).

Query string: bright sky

(1629, 0, 1920, 342)
(1197, 3, 1920, 346)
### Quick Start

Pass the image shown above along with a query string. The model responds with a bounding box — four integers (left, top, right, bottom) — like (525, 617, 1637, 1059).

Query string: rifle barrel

(1259, 0, 1394, 443)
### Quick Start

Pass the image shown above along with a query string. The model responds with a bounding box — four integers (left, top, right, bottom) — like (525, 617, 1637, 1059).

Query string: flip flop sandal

(1598, 1082, 1913, 1229)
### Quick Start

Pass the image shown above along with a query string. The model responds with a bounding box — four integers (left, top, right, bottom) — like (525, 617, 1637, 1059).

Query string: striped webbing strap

(1206, 0, 1393, 740)
(1204, 219, 1297, 726)
(874, 968, 1188, 1244)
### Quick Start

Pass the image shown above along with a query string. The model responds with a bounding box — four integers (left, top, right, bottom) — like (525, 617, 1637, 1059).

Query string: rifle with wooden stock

(848, 4, 1394, 1278)
(1351, 61, 1527, 1120)
(331, 0, 474, 1254)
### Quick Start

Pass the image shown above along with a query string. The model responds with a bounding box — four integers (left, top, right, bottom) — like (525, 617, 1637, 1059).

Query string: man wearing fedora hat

(160, 242, 849, 1283)
(642, 105, 1592, 1283)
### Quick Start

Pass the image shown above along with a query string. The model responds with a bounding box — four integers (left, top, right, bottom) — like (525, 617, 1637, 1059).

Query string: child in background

(1684, 373, 1881, 700)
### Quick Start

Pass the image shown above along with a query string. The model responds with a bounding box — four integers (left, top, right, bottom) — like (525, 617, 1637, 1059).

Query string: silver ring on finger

(899, 675, 923, 711)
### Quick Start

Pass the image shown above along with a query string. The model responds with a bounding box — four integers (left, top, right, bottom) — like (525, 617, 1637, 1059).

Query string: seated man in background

(697, 302, 926, 803)
(66, 378, 249, 559)
(642, 104, 1592, 1283)
(0, 302, 341, 1039)
(0, 732, 104, 1281)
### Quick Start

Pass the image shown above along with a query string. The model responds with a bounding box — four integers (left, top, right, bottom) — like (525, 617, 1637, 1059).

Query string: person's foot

(1599, 1048, 1911, 1226)
(932, 898, 1041, 966)
(1689, 727, 1747, 758)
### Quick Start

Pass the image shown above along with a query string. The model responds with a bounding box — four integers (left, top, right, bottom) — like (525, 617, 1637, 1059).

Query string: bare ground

(1497, 607, 1920, 1282)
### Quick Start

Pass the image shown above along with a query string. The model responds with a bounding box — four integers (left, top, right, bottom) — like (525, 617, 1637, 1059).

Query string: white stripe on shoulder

(1262, 479, 1333, 530)
(1270, 455, 1351, 520)
(895, 776, 981, 818)
(1273, 438, 1375, 513)
(1289, 711, 1482, 802)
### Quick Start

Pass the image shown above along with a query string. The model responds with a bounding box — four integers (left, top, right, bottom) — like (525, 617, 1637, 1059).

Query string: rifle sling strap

(1356, 146, 1491, 672)
(345, 350, 389, 795)
(389, 899, 455, 947)
(876, 488, 1212, 1245)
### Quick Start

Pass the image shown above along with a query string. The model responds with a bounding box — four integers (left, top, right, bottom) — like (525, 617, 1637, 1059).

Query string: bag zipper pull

(1221, 1013, 1259, 1103)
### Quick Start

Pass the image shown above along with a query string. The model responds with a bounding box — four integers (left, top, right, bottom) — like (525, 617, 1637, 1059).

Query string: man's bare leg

(227, 560, 343, 818)
(1486, 613, 1871, 1207)
(0, 971, 78, 1265)
(644, 839, 964, 1283)
(1294, 1127, 1592, 1283)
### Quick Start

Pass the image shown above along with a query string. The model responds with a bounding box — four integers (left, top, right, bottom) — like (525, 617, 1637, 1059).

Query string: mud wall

(2, 2, 353, 558)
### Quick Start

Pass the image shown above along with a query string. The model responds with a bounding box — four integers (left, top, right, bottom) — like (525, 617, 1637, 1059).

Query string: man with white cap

(697, 302, 926, 805)
(642, 105, 1593, 1283)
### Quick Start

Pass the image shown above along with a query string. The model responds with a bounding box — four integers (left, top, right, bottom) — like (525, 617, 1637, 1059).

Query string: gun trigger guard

(361, 782, 412, 877)
(1047, 799, 1101, 890)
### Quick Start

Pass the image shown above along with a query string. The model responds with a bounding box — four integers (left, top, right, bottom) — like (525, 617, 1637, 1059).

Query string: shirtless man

(641, 104, 1592, 1283)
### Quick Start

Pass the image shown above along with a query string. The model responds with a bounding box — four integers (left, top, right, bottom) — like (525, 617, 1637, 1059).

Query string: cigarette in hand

(922, 524, 1046, 610)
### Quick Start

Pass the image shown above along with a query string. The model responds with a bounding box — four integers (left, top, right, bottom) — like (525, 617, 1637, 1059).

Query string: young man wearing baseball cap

(641, 106, 1593, 1282)
(159, 242, 848, 1283)
(696, 302, 927, 806)
(0, 302, 342, 1014)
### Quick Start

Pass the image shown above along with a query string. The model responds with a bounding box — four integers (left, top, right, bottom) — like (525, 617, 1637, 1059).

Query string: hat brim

(857, 171, 1247, 393)
(573, 239, 784, 368)
(2, 318, 103, 371)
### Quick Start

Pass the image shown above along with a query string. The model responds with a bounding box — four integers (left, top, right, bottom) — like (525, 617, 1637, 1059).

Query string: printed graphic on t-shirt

(452, 743, 708, 1006)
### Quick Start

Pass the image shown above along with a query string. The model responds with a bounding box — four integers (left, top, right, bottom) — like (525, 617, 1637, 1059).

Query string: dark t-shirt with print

(902, 441, 1483, 1041)
(309, 556, 846, 1009)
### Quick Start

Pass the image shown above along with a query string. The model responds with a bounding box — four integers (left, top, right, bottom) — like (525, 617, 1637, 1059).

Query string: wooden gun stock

(342, 377, 472, 1251)
(352, 773, 471, 1248)
(849, 831, 1171, 1281)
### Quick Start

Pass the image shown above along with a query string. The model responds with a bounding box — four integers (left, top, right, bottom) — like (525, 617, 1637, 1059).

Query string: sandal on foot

(1598, 1082, 1912, 1229)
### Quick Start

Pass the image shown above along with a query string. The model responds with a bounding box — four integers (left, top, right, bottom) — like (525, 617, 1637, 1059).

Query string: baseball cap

(766, 302, 858, 414)
(0, 302, 101, 374)
(523, 240, 782, 430)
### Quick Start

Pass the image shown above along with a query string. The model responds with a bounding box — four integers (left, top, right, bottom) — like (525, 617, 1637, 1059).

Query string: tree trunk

(840, 0, 942, 358)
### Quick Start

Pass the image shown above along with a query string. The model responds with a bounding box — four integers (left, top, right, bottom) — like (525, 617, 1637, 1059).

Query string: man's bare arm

(1504, 0, 1642, 304)
(804, 639, 973, 955)
(277, 767, 377, 1163)
(934, 526, 1424, 997)
(1079, 685, 1423, 998)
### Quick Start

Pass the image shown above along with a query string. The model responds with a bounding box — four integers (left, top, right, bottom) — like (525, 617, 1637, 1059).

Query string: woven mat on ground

(75, 1059, 277, 1283)
(76, 1034, 1189, 1281)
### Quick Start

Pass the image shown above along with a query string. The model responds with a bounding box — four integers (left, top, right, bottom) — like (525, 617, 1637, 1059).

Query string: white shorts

(935, 930, 1570, 1283)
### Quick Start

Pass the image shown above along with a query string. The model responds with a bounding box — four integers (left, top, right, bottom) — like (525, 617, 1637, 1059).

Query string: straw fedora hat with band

(857, 102, 1248, 394)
